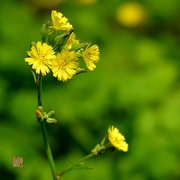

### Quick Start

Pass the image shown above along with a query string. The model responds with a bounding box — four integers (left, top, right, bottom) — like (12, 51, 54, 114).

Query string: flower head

(82, 44, 100, 71)
(65, 32, 79, 50)
(107, 126, 128, 152)
(52, 49, 79, 81)
(25, 42, 55, 76)
(51, 10, 73, 31)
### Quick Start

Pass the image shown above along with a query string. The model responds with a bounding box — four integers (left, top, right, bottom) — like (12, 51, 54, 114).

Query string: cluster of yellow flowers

(25, 10, 100, 82)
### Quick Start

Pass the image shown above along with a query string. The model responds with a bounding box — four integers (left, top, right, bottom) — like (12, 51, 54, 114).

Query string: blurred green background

(0, 0, 180, 179)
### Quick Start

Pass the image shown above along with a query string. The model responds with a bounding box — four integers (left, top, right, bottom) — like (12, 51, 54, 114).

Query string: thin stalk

(59, 153, 95, 178)
(74, 153, 95, 165)
(40, 121, 57, 179)
(37, 74, 57, 180)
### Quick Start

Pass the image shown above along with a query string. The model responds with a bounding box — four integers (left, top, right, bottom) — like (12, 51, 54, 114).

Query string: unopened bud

(38, 106, 43, 112)
(71, 42, 88, 51)
(46, 118, 57, 124)
(47, 110, 55, 117)
(54, 29, 74, 52)
(36, 109, 42, 119)
(43, 114, 48, 120)
(40, 21, 51, 42)
(76, 67, 88, 74)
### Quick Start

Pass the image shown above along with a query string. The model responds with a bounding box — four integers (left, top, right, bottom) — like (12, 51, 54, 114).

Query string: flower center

(38, 53, 45, 63)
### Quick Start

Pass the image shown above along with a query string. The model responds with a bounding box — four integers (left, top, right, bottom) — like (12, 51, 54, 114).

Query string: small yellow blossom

(82, 44, 100, 71)
(66, 32, 79, 50)
(51, 10, 73, 31)
(25, 42, 55, 76)
(52, 49, 79, 81)
(108, 126, 128, 152)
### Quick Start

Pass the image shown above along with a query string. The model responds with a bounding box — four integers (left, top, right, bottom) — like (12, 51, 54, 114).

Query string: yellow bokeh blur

(75, 0, 98, 5)
(116, 2, 147, 27)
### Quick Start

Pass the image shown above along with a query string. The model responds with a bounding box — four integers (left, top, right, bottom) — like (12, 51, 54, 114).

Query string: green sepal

(76, 67, 88, 74)
(71, 42, 88, 51)
(91, 144, 106, 155)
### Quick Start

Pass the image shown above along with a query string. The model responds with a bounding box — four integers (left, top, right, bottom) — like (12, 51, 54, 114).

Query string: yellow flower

(25, 42, 55, 76)
(52, 49, 79, 81)
(65, 32, 79, 50)
(51, 10, 73, 31)
(108, 126, 128, 152)
(82, 44, 100, 71)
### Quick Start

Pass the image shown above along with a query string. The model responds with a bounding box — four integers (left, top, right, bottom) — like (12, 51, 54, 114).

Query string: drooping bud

(76, 67, 88, 74)
(46, 118, 57, 124)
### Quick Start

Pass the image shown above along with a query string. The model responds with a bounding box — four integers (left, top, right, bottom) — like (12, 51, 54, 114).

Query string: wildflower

(65, 32, 79, 50)
(82, 44, 100, 71)
(91, 126, 128, 155)
(51, 10, 73, 31)
(107, 126, 128, 152)
(52, 49, 79, 81)
(25, 42, 55, 76)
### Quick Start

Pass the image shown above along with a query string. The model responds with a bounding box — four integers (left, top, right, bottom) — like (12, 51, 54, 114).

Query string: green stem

(37, 74, 57, 180)
(74, 153, 95, 164)
(59, 153, 95, 178)
(40, 121, 57, 179)
(37, 75, 42, 106)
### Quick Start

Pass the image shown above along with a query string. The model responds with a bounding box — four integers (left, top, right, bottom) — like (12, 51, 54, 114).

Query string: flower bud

(54, 29, 74, 52)
(76, 67, 88, 74)
(46, 118, 57, 124)
(47, 110, 55, 117)
(43, 114, 48, 120)
(40, 21, 51, 42)
(71, 42, 88, 51)
(38, 106, 43, 112)
(36, 106, 44, 122)
(47, 30, 56, 46)
(36, 109, 42, 119)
